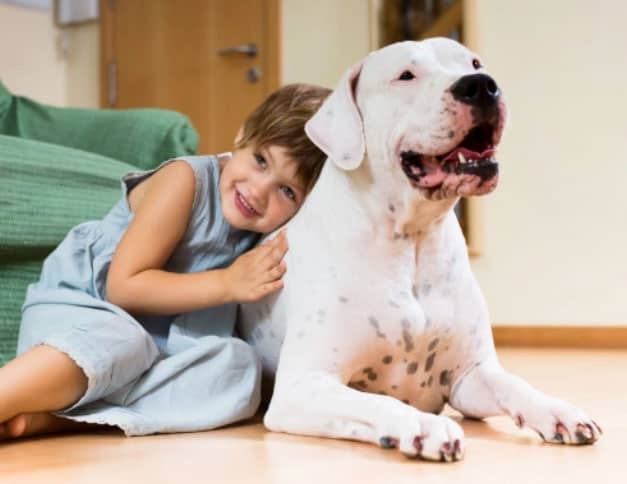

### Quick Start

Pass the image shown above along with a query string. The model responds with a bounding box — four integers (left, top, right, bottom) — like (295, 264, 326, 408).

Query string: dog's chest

(344, 294, 465, 413)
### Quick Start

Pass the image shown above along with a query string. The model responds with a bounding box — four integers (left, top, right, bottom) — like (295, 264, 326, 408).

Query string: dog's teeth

(458, 152, 467, 164)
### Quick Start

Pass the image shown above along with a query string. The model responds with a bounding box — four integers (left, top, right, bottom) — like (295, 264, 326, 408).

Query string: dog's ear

(305, 61, 365, 170)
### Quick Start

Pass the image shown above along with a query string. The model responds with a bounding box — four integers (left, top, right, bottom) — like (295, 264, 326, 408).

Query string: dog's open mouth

(400, 122, 499, 190)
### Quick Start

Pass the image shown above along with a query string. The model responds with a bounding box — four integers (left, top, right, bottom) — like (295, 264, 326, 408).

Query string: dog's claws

(453, 439, 463, 461)
(379, 436, 399, 449)
(438, 441, 459, 462)
(592, 420, 603, 435)
(555, 422, 571, 443)
(574, 423, 595, 445)
(412, 436, 423, 454)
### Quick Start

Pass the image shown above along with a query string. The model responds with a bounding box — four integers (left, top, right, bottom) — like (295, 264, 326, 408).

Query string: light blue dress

(18, 155, 262, 436)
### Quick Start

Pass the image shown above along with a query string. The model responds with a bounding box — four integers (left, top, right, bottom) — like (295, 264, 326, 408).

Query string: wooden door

(100, 0, 280, 154)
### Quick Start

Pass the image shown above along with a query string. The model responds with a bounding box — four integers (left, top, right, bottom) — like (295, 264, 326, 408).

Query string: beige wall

(0, 3, 99, 107)
(281, 0, 373, 87)
(464, 0, 627, 325)
(2, 1, 625, 326)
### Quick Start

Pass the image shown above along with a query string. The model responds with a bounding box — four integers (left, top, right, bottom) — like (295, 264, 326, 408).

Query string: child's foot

(0, 413, 93, 440)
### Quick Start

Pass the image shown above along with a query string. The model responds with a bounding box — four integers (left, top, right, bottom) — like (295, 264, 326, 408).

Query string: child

(0, 83, 331, 439)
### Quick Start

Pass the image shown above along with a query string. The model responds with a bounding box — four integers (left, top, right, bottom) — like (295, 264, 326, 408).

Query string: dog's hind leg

(448, 359, 602, 445)
(264, 370, 465, 462)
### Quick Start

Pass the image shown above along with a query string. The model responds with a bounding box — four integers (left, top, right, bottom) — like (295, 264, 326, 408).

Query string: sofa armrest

(0, 81, 198, 170)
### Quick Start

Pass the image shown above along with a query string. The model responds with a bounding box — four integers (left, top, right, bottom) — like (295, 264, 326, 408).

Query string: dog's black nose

(451, 74, 500, 108)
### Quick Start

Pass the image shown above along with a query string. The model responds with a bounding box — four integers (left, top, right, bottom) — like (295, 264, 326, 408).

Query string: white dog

(238, 37, 601, 462)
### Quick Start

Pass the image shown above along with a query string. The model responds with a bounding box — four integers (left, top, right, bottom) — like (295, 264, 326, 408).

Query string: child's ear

(304, 61, 365, 171)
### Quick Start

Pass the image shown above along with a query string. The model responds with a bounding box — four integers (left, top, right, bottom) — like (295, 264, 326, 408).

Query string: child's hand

(223, 230, 289, 303)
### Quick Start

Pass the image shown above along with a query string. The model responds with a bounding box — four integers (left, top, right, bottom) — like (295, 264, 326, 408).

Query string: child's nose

(251, 178, 273, 209)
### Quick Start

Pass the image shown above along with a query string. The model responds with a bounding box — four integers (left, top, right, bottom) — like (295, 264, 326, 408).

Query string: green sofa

(0, 81, 199, 365)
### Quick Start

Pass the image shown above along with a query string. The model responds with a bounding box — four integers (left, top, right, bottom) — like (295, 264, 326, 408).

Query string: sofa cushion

(0, 81, 199, 171)
(0, 135, 138, 364)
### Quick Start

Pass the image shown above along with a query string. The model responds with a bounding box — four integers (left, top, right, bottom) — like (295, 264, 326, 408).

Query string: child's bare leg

(0, 344, 89, 438)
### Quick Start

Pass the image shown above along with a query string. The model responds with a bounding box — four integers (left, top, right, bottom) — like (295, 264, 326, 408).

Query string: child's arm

(106, 160, 287, 316)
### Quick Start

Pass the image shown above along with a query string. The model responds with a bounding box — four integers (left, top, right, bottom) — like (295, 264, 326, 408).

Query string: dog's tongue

(414, 157, 447, 188)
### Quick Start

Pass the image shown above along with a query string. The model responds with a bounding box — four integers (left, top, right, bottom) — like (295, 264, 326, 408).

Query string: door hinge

(108, 61, 117, 107)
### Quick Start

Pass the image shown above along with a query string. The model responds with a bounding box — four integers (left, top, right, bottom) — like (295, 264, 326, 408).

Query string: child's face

(219, 144, 307, 233)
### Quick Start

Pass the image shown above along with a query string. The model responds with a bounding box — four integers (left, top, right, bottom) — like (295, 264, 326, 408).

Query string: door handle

(217, 43, 257, 58)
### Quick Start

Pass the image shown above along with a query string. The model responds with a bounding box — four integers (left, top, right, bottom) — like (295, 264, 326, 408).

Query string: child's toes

(0, 415, 29, 439)
(7, 415, 28, 438)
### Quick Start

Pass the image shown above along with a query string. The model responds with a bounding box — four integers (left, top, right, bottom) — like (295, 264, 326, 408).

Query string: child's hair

(235, 83, 332, 194)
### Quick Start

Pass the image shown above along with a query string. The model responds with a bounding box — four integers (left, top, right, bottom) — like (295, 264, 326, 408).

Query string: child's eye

(254, 154, 267, 168)
(281, 186, 296, 201)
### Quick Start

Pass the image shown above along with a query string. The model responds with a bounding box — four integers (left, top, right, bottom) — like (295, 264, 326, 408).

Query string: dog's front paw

(514, 398, 602, 445)
(379, 413, 465, 462)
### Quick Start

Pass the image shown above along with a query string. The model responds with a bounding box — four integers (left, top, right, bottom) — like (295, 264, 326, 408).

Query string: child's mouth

(235, 190, 259, 217)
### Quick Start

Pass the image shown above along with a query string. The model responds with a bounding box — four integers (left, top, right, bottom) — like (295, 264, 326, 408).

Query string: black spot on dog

(402, 329, 414, 352)
(382, 355, 393, 364)
(428, 338, 439, 351)
(362, 367, 378, 381)
(407, 361, 418, 374)
(439, 370, 451, 386)
(425, 352, 436, 372)
(350, 380, 368, 390)
(369, 316, 386, 338)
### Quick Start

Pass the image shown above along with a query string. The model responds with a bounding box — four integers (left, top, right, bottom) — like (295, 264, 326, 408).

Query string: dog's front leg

(449, 359, 602, 445)
(265, 370, 464, 461)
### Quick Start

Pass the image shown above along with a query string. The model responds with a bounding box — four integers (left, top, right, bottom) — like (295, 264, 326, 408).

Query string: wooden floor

(1, 348, 624, 483)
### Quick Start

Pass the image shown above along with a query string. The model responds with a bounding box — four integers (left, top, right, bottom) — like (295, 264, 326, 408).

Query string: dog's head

(306, 37, 507, 201)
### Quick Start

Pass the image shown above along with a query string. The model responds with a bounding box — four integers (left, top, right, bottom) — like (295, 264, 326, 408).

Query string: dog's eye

(398, 71, 415, 81)
(472, 58, 483, 69)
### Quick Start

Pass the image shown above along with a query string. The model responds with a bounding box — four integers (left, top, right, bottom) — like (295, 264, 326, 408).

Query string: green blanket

(0, 135, 140, 363)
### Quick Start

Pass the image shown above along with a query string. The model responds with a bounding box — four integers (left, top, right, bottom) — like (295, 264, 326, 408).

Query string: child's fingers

(257, 241, 288, 270)
(266, 261, 287, 281)
(254, 232, 288, 270)
(262, 229, 287, 246)
(266, 247, 287, 269)
(258, 279, 284, 299)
